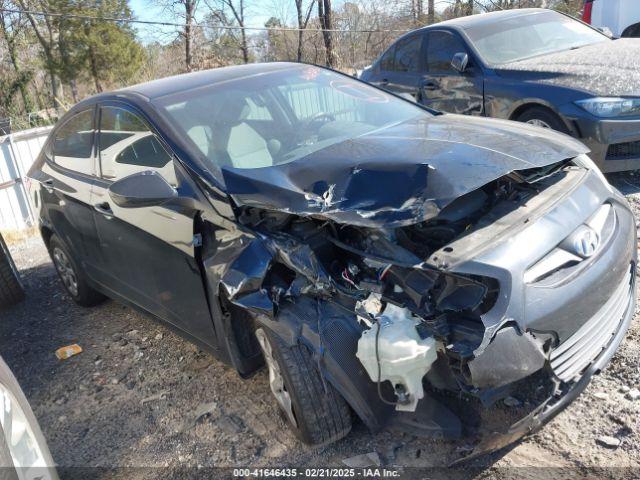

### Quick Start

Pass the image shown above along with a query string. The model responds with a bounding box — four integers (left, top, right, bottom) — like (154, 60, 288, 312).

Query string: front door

(420, 30, 484, 115)
(90, 103, 217, 347)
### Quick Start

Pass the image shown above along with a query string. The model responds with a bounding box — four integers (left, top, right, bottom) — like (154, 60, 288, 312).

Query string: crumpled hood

(221, 114, 588, 228)
(496, 39, 640, 96)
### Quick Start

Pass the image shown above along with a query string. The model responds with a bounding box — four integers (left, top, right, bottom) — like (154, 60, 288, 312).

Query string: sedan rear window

(155, 66, 425, 170)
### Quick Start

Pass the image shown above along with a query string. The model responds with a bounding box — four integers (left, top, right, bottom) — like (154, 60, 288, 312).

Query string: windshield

(155, 65, 425, 170)
(466, 11, 609, 65)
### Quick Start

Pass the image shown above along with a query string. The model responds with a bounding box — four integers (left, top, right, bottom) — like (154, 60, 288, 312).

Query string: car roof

(427, 8, 554, 31)
(116, 62, 302, 100)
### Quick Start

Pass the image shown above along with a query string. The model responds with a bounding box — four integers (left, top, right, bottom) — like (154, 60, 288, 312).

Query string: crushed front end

(205, 152, 636, 459)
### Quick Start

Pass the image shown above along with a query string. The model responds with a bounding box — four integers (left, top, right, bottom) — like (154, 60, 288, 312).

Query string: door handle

(422, 81, 439, 91)
(94, 202, 113, 216)
(379, 79, 389, 86)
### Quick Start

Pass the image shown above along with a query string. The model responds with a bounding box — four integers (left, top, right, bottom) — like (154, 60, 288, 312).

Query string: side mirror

(108, 171, 177, 208)
(451, 52, 469, 73)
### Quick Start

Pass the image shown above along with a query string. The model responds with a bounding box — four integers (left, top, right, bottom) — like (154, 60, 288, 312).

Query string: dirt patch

(1, 172, 639, 478)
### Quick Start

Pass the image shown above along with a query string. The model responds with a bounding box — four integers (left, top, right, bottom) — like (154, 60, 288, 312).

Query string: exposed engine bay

(220, 160, 572, 407)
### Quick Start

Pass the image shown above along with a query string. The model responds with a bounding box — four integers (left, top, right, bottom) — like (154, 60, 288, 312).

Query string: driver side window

(426, 31, 469, 74)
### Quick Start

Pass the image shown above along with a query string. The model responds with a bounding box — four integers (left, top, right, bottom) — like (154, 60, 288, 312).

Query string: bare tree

(428, 0, 434, 23)
(16, 0, 60, 107)
(318, 0, 336, 67)
(154, 0, 200, 71)
(206, 0, 250, 63)
(0, 3, 34, 112)
(294, 0, 315, 62)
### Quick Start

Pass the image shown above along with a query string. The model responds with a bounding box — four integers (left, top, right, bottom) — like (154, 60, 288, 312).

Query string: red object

(582, 0, 594, 24)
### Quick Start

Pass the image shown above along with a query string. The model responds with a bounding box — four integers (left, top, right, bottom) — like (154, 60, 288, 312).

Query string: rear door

(90, 102, 217, 346)
(33, 108, 102, 272)
(420, 30, 484, 115)
(368, 33, 425, 100)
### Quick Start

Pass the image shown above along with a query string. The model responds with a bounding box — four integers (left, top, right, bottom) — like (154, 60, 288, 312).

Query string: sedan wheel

(255, 328, 298, 428)
(254, 326, 351, 446)
(526, 118, 552, 129)
(52, 247, 79, 298)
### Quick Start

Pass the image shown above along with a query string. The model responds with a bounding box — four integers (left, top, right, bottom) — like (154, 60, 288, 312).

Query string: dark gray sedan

(360, 8, 640, 172)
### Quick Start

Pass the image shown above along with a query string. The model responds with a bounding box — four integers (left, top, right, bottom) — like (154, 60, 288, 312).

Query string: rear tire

(256, 327, 352, 446)
(49, 235, 105, 307)
(516, 106, 569, 134)
(0, 233, 25, 308)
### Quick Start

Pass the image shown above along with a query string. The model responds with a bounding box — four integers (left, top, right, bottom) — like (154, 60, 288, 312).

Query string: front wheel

(255, 327, 352, 446)
(516, 106, 569, 134)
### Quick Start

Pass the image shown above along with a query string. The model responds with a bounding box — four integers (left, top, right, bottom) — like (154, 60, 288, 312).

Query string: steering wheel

(302, 112, 336, 129)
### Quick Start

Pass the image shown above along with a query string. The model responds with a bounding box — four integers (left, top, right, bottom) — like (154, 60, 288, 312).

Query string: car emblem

(572, 226, 600, 258)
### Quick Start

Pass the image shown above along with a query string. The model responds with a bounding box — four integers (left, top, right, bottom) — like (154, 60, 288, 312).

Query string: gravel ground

(1, 172, 640, 479)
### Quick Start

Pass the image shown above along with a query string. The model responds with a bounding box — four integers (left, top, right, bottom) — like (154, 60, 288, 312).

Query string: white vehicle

(582, 0, 640, 37)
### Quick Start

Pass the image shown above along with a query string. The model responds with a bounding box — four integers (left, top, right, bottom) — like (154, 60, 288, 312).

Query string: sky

(127, 0, 452, 44)
(128, 0, 279, 43)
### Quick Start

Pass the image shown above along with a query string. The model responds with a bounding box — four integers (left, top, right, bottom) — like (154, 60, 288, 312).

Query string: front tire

(49, 235, 105, 307)
(516, 106, 569, 134)
(256, 327, 352, 446)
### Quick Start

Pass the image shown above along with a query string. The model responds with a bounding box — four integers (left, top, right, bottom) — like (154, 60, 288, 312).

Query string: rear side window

(52, 109, 95, 175)
(426, 31, 468, 73)
(393, 35, 421, 72)
(380, 47, 395, 71)
(98, 106, 176, 186)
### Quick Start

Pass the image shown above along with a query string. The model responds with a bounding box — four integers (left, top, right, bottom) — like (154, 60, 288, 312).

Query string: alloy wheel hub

(255, 328, 297, 428)
(52, 247, 79, 297)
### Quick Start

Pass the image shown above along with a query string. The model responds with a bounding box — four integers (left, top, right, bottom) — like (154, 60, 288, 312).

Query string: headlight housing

(575, 97, 640, 118)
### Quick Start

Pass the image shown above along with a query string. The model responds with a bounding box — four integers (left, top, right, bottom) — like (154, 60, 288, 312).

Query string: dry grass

(1, 227, 39, 245)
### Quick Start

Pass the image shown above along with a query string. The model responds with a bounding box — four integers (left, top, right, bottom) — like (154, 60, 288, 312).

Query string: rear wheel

(516, 106, 569, 134)
(256, 327, 352, 446)
(49, 235, 105, 307)
(0, 233, 25, 308)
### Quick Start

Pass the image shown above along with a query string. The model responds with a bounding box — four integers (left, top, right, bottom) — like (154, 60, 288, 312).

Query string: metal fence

(0, 126, 52, 232)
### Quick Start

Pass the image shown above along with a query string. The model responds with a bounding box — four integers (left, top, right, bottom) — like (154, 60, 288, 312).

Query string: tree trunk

(69, 80, 79, 103)
(185, 0, 193, 71)
(18, 1, 59, 108)
(428, 0, 434, 23)
(318, 0, 336, 68)
(467, 0, 474, 15)
(88, 46, 103, 93)
(239, 0, 249, 63)
(49, 71, 59, 109)
(0, 15, 34, 113)
(296, 0, 303, 62)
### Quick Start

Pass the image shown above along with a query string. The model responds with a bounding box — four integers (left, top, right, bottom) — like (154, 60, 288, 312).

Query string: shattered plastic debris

(596, 436, 621, 449)
(141, 391, 169, 405)
(341, 452, 381, 468)
(55, 344, 83, 360)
